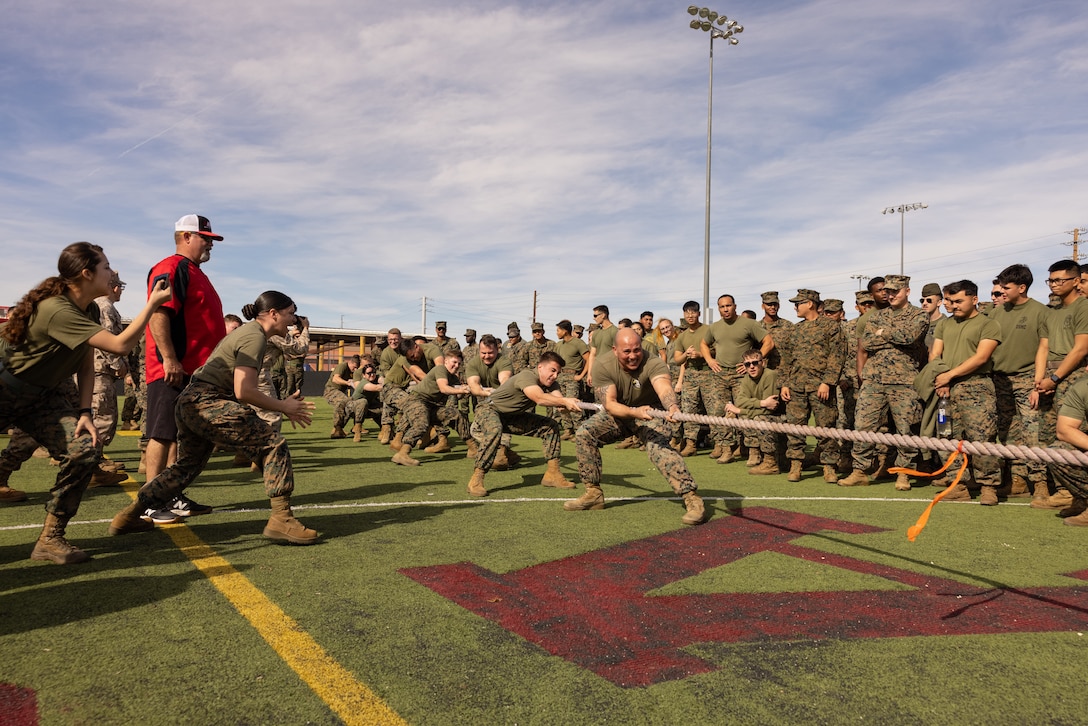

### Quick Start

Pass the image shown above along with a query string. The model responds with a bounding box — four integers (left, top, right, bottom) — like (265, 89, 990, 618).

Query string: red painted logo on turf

(401, 507, 1088, 687)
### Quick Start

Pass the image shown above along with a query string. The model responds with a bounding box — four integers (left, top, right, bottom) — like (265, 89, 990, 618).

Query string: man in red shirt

(143, 215, 226, 522)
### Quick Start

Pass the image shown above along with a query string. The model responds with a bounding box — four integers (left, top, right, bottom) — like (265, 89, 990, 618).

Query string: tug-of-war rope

(572, 401, 1086, 541)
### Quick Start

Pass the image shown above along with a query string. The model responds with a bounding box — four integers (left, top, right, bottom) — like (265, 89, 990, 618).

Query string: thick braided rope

(573, 401, 1088, 467)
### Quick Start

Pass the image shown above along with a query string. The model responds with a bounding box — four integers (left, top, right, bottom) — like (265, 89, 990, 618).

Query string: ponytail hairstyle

(2, 242, 104, 346)
(241, 291, 294, 321)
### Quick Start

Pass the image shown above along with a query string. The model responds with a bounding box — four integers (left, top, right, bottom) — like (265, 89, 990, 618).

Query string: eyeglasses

(1047, 277, 1077, 285)
(919, 297, 935, 303)
(991, 291, 1006, 298)
(742, 361, 762, 368)
(111, 282, 126, 289)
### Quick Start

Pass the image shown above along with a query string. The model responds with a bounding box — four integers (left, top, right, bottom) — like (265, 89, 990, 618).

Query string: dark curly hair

(2, 242, 104, 346)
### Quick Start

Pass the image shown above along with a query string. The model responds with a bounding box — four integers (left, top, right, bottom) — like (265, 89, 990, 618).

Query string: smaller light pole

(851, 274, 870, 290)
(881, 203, 927, 275)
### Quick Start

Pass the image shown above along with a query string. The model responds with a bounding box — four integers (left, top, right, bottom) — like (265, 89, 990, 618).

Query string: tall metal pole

(703, 33, 714, 324)
(900, 209, 905, 275)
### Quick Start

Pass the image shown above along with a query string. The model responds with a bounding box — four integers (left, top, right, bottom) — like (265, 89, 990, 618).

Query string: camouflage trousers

(284, 360, 304, 398)
(785, 387, 839, 464)
(851, 381, 920, 472)
(739, 412, 785, 456)
(397, 396, 471, 449)
(471, 403, 560, 472)
(254, 377, 283, 434)
(550, 371, 585, 435)
(948, 376, 1001, 488)
(0, 428, 40, 481)
(575, 411, 696, 494)
(836, 376, 858, 459)
(706, 368, 743, 448)
(92, 372, 120, 452)
(323, 388, 352, 429)
(380, 384, 410, 428)
(137, 381, 296, 508)
(1040, 365, 1086, 446)
(1048, 440, 1088, 500)
(993, 371, 1046, 486)
(680, 368, 714, 443)
(0, 382, 97, 518)
(121, 376, 142, 425)
(347, 397, 381, 427)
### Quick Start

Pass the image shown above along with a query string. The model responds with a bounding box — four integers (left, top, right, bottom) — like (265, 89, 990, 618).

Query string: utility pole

(1066, 227, 1088, 262)
(532, 291, 538, 325)
(421, 296, 427, 336)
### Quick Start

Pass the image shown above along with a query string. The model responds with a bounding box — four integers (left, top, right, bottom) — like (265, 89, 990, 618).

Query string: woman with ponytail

(0, 242, 172, 564)
(109, 291, 319, 545)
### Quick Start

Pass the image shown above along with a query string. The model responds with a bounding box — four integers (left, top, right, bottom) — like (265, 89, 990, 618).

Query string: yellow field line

(159, 522, 407, 726)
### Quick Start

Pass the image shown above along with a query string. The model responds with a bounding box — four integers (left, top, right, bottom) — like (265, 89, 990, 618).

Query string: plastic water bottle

(936, 395, 952, 438)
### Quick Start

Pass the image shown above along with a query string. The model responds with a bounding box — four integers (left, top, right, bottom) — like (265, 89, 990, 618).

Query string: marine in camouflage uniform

(92, 276, 128, 459)
(674, 301, 711, 453)
(552, 320, 589, 438)
(759, 291, 793, 372)
(120, 333, 144, 429)
(778, 289, 845, 479)
(502, 322, 531, 374)
(565, 329, 707, 525)
(844, 276, 928, 486)
(432, 322, 464, 437)
(0, 377, 82, 498)
(283, 323, 308, 398)
(323, 356, 358, 436)
(458, 328, 479, 420)
(394, 358, 473, 463)
(835, 292, 871, 465)
(1045, 377, 1088, 522)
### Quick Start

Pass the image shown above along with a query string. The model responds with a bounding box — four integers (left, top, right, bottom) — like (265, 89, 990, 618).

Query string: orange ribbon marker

(900, 441, 968, 542)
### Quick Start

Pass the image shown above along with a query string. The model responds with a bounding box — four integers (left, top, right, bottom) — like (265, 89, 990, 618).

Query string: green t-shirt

(378, 344, 403, 376)
(1042, 297, 1088, 363)
(935, 313, 1002, 380)
(555, 337, 588, 372)
(990, 298, 1048, 375)
(324, 360, 353, 393)
(410, 364, 457, 406)
(704, 317, 767, 367)
(1059, 376, 1088, 428)
(0, 296, 102, 389)
(385, 354, 432, 389)
(589, 324, 617, 358)
(486, 369, 555, 415)
(591, 350, 670, 408)
(193, 321, 267, 394)
(674, 324, 709, 371)
(464, 355, 512, 389)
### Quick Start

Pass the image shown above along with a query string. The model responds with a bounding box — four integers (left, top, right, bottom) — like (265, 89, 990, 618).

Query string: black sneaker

(141, 508, 182, 524)
(170, 495, 213, 517)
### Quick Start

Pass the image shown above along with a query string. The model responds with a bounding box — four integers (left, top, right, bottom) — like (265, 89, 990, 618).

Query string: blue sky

(2, 0, 1086, 337)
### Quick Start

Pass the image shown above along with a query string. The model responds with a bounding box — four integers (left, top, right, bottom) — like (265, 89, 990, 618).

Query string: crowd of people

(4, 216, 1088, 565)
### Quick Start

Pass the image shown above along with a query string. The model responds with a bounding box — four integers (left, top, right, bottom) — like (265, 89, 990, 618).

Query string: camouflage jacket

(859, 304, 929, 385)
(778, 315, 845, 393)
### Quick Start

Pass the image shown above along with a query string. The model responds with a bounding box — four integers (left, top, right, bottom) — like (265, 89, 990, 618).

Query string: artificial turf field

(4, 402, 1088, 725)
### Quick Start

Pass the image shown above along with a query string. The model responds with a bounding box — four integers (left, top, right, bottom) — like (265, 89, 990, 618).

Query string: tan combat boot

(466, 439, 479, 459)
(352, 423, 363, 443)
(0, 479, 28, 502)
(616, 435, 640, 450)
(1059, 498, 1088, 519)
(787, 460, 803, 482)
(467, 468, 488, 497)
(681, 492, 708, 525)
(424, 434, 451, 454)
(1031, 488, 1074, 510)
(506, 447, 522, 467)
(710, 443, 723, 459)
(1008, 474, 1031, 498)
(493, 446, 510, 470)
(263, 496, 318, 545)
(540, 460, 575, 489)
(1063, 505, 1088, 526)
(679, 440, 698, 457)
(941, 483, 972, 501)
(232, 451, 251, 467)
(747, 449, 762, 467)
(89, 465, 128, 488)
(749, 458, 780, 475)
(378, 424, 392, 445)
(330, 426, 346, 439)
(979, 485, 999, 506)
(563, 486, 605, 511)
(391, 443, 419, 467)
(894, 473, 912, 491)
(387, 431, 404, 453)
(837, 469, 871, 487)
(108, 500, 156, 535)
(31, 514, 90, 564)
(716, 448, 735, 465)
(822, 465, 838, 483)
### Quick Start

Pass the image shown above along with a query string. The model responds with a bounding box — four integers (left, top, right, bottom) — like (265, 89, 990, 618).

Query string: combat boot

(941, 483, 972, 501)
(137, 450, 147, 474)
(679, 440, 698, 457)
(787, 460, 803, 482)
(1031, 489, 1074, 510)
(108, 500, 156, 535)
(89, 465, 128, 488)
(837, 470, 871, 487)
(387, 431, 404, 453)
(330, 426, 346, 439)
(493, 446, 510, 470)
(467, 468, 488, 497)
(391, 443, 419, 467)
(1008, 474, 1031, 498)
(1063, 507, 1088, 527)
(823, 465, 838, 483)
(563, 486, 605, 511)
(716, 448, 735, 465)
(747, 448, 762, 467)
(378, 424, 392, 445)
(31, 514, 90, 564)
(710, 443, 723, 459)
(263, 495, 318, 545)
(749, 458, 780, 476)
(424, 434, 451, 454)
(561, 430, 574, 442)
(540, 460, 575, 489)
(616, 435, 639, 450)
(681, 492, 708, 525)
(895, 473, 912, 491)
(466, 439, 479, 459)
(99, 459, 126, 472)
(506, 447, 522, 467)
(0, 470, 27, 503)
(352, 423, 363, 443)
(1059, 498, 1088, 519)
(979, 485, 999, 506)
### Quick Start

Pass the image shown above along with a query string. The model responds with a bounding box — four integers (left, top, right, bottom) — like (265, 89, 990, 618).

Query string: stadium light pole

(688, 6, 743, 324)
(881, 202, 928, 275)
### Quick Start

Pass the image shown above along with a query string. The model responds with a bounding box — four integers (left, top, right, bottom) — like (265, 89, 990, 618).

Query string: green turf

(4, 401, 1088, 724)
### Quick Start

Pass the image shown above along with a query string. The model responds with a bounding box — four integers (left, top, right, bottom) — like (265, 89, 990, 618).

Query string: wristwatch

(1050, 373, 1061, 384)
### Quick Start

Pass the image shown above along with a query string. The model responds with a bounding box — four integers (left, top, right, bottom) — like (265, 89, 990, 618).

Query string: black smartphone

(151, 272, 171, 291)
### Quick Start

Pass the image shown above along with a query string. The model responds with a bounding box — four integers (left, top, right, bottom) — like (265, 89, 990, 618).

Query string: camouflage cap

(465, 328, 476, 337)
(573, 324, 585, 334)
(530, 322, 544, 332)
(760, 291, 781, 304)
(507, 322, 520, 334)
(1049, 294, 1063, 308)
(978, 301, 995, 314)
(822, 299, 844, 313)
(921, 283, 942, 298)
(883, 274, 910, 291)
(855, 291, 874, 304)
(789, 289, 821, 304)
(587, 323, 600, 333)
